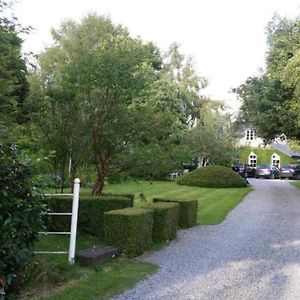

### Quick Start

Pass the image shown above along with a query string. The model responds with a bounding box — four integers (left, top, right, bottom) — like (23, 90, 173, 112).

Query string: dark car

(255, 164, 280, 179)
(279, 164, 300, 179)
(232, 163, 255, 178)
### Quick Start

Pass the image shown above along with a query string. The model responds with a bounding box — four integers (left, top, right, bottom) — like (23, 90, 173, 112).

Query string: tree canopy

(235, 14, 300, 142)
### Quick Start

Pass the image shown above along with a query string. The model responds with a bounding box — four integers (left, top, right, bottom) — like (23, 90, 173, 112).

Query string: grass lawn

(23, 234, 157, 300)
(103, 180, 252, 224)
(30, 180, 251, 299)
(291, 182, 300, 189)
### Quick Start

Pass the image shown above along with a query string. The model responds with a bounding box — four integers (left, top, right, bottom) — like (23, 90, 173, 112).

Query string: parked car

(279, 164, 300, 179)
(232, 163, 256, 178)
(255, 164, 280, 179)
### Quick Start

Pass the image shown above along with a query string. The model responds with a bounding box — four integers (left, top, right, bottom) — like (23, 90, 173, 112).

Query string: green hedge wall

(44, 195, 133, 238)
(101, 193, 135, 202)
(141, 202, 179, 242)
(104, 208, 153, 256)
(153, 198, 198, 228)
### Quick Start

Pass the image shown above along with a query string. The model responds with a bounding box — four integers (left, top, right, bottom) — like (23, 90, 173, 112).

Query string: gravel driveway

(115, 179, 300, 300)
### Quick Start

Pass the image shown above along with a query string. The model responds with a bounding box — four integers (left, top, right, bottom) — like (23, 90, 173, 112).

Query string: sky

(14, 0, 300, 112)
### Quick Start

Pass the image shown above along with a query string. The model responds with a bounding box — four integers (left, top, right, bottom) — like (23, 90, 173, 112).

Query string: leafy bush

(44, 195, 133, 238)
(0, 144, 46, 294)
(141, 202, 179, 242)
(153, 198, 198, 228)
(104, 208, 153, 256)
(177, 165, 248, 188)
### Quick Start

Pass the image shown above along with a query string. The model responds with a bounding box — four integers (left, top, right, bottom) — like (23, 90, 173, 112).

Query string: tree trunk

(60, 158, 67, 193)
(92, 163, 108, 196)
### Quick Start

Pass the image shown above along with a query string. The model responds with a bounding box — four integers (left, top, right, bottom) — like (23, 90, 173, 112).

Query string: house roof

(271, 143, 300, 159)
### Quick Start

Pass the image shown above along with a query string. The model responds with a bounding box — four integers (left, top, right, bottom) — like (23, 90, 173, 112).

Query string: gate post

(68, 178, 80, 264)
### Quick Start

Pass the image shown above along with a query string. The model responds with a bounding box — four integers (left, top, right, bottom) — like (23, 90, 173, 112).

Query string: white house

(238, 128, 264, 148)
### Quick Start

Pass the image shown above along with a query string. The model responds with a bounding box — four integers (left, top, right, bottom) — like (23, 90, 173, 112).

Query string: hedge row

(44, 195, 133, 238)
(140, 202, 179, 242)
(153, 198, 198, 228)
(104, 197, 197, 256)
(104, 208, 153, 256)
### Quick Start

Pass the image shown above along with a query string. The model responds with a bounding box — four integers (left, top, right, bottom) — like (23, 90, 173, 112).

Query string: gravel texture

(114, 179, 300, 300)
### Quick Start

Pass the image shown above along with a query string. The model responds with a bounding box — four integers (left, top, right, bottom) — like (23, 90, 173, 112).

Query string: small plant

(139, 192, 147, 202)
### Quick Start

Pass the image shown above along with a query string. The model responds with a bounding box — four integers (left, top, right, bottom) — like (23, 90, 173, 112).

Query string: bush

(177, 165, 248, 188)
(153, 198, 198, 228)
(0, 144, 46, 294)
(101, 193, 135, 203)
(141, 202, 179, 242)
(44, 195, 133, 238)
(104, 208, 153, 256)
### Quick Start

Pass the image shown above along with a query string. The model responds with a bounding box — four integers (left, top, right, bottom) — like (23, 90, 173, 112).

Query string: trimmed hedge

(153, 198, 198, 228)
(177, 165, 248, 188)
(101, 193, 135, 203)
(44, 195, 133, 237)
(104, 208, 153, 256)
(141, 202, 179, 242)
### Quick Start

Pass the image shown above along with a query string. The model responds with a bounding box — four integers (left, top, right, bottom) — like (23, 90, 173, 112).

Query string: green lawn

(291, 182, 300, 189)
(30, 180, 251, 299)
(103, 180, 252, 224)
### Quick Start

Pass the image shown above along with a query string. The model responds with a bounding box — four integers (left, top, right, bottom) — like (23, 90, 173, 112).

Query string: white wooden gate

(34, 178, 80, 264)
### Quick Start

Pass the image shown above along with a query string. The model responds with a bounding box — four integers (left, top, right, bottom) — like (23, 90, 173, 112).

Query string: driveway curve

(115, 179, 300, 300)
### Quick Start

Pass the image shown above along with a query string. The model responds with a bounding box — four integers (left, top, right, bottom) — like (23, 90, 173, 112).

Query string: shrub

(44, 195, 133, 238)
(153, 198, 198, 228)
(104, 208, 153, 256)
(177, 165, 248, 188)
(0, 144, 46, 294)
(141, 202, 179, 242)
(101, 193, 135, 203)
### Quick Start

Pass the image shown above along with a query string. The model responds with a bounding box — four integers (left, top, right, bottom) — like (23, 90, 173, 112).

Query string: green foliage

(45, 195, 133, 237)
(141, 202, 179, 242)
(235, 14, 300, 141)
(0, 1, 30, 145)
(153, 197, 198, 228)
(104, 208, 153, 256)
(177, 165, 248, 188)
(187, 100, 238, 166)
(0, 144, 46, 294)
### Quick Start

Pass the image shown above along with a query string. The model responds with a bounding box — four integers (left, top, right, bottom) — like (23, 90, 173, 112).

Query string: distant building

(238, 127, 264, 148)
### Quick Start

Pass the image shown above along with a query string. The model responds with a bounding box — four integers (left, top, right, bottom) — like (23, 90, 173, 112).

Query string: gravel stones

(115, 179, 300, 300)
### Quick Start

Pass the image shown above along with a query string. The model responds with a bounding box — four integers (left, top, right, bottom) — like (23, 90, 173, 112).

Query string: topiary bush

(0, 144, 46, 295)
(153, 198, 198, 228)
(177, 165, 248, 188)
(141, 202, 179, 242)
(104, 208, 153, 256)
(44, 195, 133, 238)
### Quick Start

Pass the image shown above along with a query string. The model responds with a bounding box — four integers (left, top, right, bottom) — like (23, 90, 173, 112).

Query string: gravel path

(115, 179, 300, 300)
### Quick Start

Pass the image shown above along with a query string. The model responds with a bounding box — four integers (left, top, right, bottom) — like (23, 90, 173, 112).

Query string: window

(248, 152, 257, 168)
(271, 153, 280, 168)
(246, 130, 255, 141)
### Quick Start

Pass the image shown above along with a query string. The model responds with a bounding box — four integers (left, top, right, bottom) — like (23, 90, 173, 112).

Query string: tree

(187, 100, 238, 167)
(33, 14, 162, 195)
(0, 0, 30, 144)
(235, 14, 300, 141)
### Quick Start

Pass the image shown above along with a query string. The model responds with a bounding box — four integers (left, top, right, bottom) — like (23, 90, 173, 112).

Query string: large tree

(0, 0, 30, 144)
(235, 14, 300, 141)
(31, 14, 164, 195)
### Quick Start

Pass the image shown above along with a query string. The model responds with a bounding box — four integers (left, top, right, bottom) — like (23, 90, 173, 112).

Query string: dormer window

(246, 130, 255, 141)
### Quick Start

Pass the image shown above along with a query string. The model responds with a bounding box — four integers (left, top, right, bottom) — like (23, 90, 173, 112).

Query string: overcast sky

(14, 0, 300, 112)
